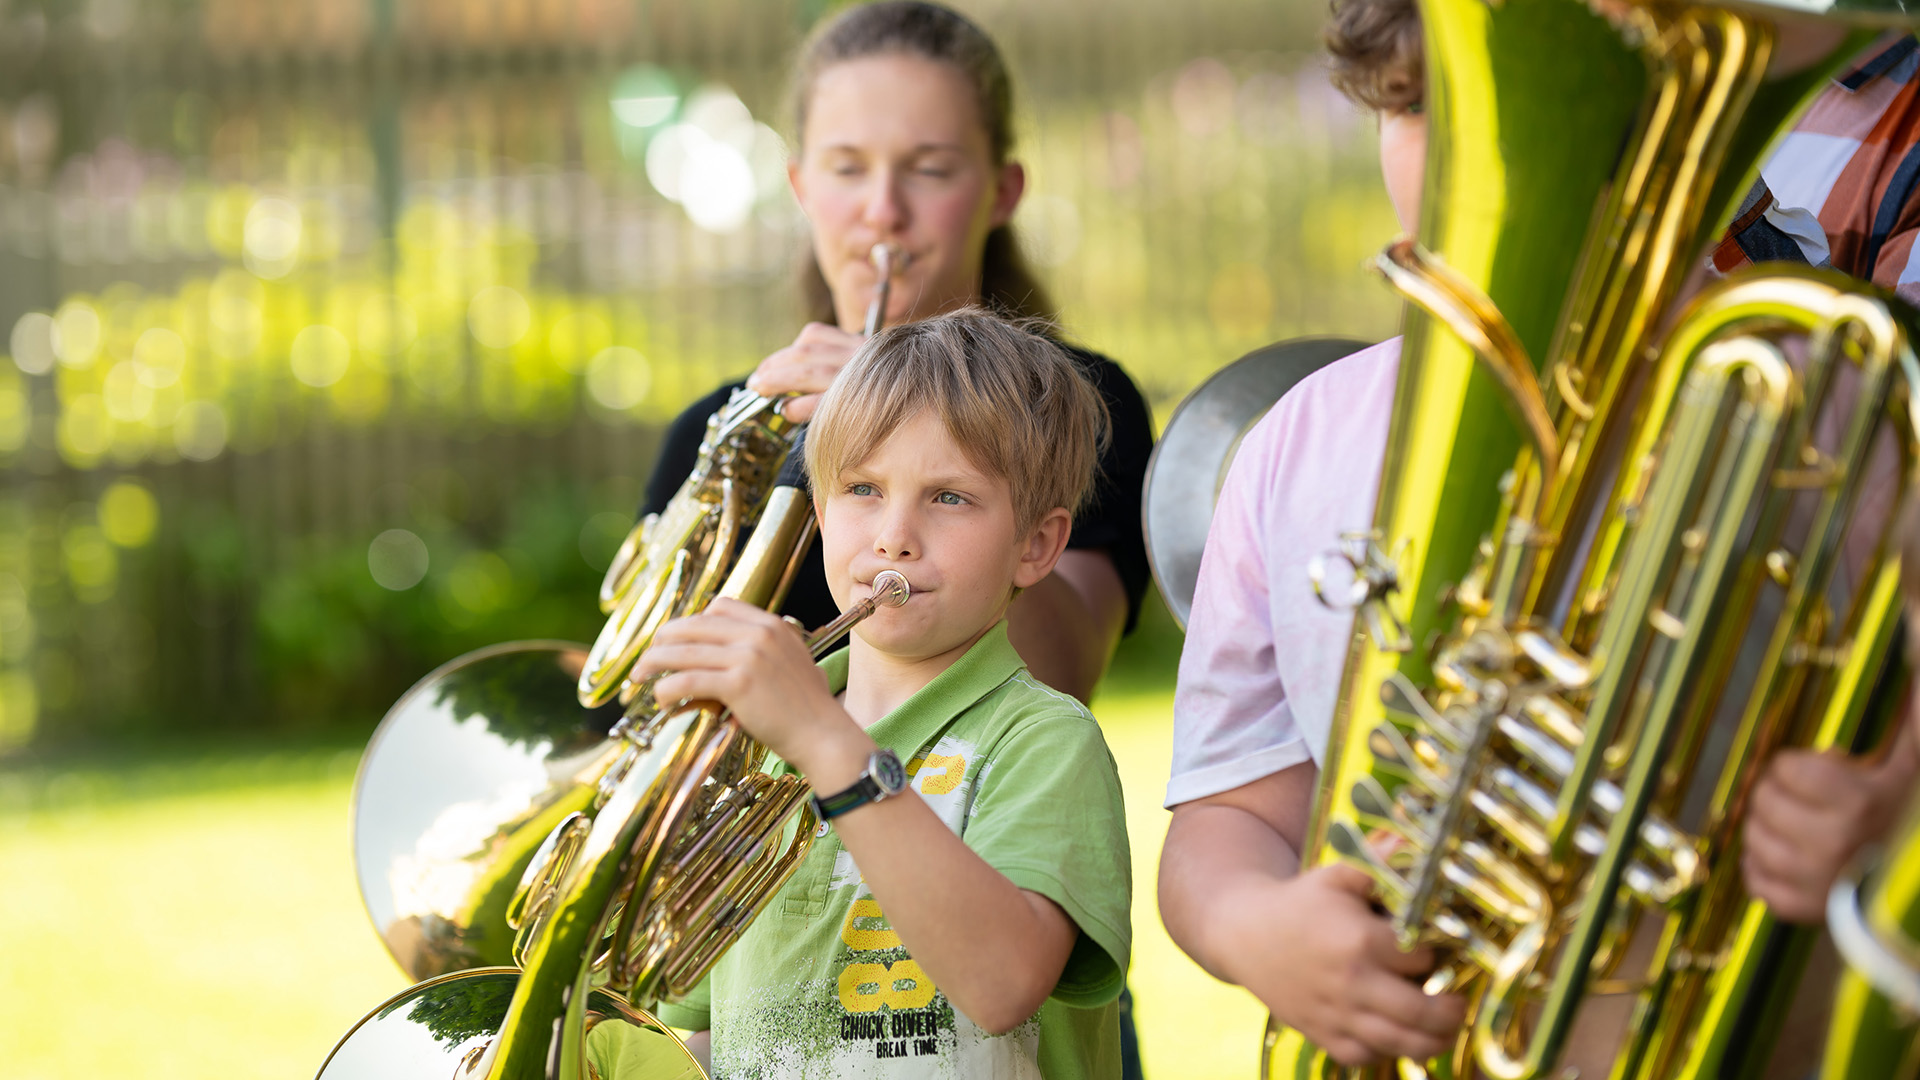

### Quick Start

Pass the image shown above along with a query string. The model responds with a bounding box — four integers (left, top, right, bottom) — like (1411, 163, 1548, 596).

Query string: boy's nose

(873, 510, 918, 560)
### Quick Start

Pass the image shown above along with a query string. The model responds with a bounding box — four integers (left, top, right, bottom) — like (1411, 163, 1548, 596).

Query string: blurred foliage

(0, 0, 1399, 753)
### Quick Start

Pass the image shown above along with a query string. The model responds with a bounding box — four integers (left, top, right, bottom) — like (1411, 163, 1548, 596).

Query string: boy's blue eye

(848, 482, 876, 497)
(935, 491, 965, 506)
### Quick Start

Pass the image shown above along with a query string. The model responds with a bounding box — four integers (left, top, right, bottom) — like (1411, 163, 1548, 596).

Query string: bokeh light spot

(368, 529, 430, 591)
(585, 346, 651, 410)
(62, 524, 118, 600)
(173, 400, 229, 462)
(243, 197, 303, 279)
(611, 65, 679, 130)
(10, 312, 58, 375)
(53, 301, 102, 369)
(99, 480, 159, 548)
(447, 551, 513, 612)
(57, 395, 112, 464)
(290, 325, 352, 388)
(133, 327, 187, 387)
(103, 361, 156, 422)
(468, 286, 532, 349)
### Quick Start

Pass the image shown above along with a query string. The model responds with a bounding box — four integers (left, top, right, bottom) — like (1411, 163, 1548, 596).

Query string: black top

(640, 343, 1156, 634)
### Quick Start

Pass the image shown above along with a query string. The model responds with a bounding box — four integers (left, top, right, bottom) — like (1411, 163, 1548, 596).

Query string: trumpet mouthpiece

(871, 570, 911, 607)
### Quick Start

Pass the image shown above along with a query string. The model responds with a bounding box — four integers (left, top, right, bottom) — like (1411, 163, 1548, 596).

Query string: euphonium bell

(1265, 1, 1920, 1077)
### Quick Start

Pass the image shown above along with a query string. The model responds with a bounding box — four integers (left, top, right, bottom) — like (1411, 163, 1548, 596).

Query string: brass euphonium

(322, 249, 907, 1078)
(1266, 2, 1920, 1078)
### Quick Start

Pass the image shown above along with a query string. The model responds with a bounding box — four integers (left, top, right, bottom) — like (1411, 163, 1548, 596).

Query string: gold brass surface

(1265, 0, 1920, 1077)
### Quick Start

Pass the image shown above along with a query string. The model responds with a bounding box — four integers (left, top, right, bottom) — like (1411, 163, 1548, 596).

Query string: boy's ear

(1012, 507, 1072, 589)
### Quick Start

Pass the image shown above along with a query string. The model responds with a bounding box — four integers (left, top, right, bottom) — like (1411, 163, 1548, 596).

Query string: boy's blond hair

(805, 308, 1110, 533)
(1325, 0, 1424, 113)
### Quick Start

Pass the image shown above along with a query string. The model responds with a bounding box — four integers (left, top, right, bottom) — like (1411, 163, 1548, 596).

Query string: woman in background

(640, 0, 1155, 708)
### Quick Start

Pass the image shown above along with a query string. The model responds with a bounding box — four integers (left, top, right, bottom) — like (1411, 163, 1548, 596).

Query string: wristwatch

(811, 749, 909, 821)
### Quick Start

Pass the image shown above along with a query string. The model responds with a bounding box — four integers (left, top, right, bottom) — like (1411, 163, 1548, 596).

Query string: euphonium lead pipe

(804, 568, 911, 655)
(863, 242, 906, 337)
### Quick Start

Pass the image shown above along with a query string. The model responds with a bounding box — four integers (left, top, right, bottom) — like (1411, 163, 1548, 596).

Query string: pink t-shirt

(1166, 338, 1402, 808)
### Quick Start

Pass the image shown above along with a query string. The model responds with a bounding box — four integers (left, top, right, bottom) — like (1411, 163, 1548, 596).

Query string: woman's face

(791, 54, 1025, 331)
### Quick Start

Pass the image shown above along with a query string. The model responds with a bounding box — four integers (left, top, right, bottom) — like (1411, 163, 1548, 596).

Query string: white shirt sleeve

(1165, 338, 1402, 808)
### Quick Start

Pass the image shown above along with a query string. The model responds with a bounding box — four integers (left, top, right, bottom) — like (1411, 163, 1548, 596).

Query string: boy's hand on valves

(1225, 863, 1465, 1067)
(637, 598, 842, 765)
(746, 322, 864, 424)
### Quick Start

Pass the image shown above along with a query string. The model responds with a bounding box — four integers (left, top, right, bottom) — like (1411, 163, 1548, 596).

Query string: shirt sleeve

(1165, 400, 1313, 808)
(650, 976, 712, 1032)
(1062, 346, 1156, 635)
(959, 700, 1132, 1009)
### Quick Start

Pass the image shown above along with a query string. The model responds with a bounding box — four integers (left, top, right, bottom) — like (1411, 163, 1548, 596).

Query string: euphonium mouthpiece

(870, 569, 911, 607)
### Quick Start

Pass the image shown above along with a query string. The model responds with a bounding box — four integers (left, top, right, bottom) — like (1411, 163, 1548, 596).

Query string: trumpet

(326, 246, 908, 1078)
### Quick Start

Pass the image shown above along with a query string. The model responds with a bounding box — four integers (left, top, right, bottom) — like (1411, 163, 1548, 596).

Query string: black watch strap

(811, 749, 907, 821)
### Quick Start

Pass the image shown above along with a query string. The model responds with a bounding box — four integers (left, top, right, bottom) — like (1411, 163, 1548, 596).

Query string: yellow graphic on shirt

(838, 958, 937, 1012)
(840, 897, 903, 951)
(906, 752, 966, 795)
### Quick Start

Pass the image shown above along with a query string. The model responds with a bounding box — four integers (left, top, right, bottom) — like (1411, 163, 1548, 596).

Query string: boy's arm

(1160, 765, 1467, 1065)
(634, 599, 1082, 1035)
(813, 750, 1080, 1033)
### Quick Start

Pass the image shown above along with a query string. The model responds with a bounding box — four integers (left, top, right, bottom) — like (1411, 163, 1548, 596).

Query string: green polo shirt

(653, 621, 1131, 1079)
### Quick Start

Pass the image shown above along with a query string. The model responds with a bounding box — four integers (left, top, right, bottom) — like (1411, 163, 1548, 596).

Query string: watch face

(872, 749, 908, 795)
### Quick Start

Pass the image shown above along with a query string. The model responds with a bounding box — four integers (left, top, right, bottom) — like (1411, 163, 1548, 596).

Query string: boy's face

(818, 409, 1063, 661)
(1380, 105, 1426, 236)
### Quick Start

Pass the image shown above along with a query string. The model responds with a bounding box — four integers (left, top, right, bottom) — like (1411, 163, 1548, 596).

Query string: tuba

(1267, 1, 1920, 1078)
(321, 251, 906, 1078)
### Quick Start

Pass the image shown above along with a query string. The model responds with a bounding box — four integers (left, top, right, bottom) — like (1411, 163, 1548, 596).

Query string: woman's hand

(1743, 742, 1916, 924)
(634, 598, 864, 772)
(745, 322, 866, 424)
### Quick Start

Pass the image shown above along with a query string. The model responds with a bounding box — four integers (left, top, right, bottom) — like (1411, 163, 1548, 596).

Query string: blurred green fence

(0, 0, 1400, 753)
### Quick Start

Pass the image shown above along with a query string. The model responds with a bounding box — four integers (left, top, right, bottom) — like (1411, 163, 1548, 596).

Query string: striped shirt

(1711, 34, 1920, 304)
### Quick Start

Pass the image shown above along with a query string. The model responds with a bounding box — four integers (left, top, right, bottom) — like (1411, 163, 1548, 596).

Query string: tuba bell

(323, 250, 907, 1078)
(1265, 1, 1920, 1078)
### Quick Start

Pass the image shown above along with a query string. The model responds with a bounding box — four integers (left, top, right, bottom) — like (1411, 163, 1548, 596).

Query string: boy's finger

(1319, 863, 1380, 899)
(1364, 925, 1437, 978)
(1354, 970, 1467, 1037)
(1344, 1008, 1457, 1064)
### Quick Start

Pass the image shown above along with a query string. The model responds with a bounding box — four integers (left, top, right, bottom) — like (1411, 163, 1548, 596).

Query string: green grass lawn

(0, 688, 1265, 1078)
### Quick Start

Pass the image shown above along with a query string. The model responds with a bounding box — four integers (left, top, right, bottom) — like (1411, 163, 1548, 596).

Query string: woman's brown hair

(789, 1, 1056, 324)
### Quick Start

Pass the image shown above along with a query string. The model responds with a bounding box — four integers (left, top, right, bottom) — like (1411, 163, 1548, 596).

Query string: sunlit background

(0, 0, 1401, 1075)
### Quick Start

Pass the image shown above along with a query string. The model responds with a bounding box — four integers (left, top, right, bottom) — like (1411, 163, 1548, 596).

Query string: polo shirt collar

(817, 620, 1025, 747)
